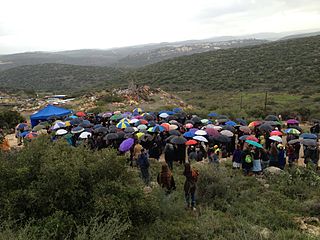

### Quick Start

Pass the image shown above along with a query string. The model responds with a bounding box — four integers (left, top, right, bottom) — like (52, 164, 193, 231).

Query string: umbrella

(201, 119, 210, 124)
(183, 131, 195, 138)
(193, 135, 208, 142)
(119, 138, 135, 152)
(143, 114, 155, 121)
(79, 132, 92, 139)
(116, 121, 130, 129)
(76, 111, 86, 117)
(239, 135, 249, 141)
(52, 121, 66, 130)
(264, 121, 281, 126)
(169, 130, 181, 136)
(265, 115, 279, 121)
(245, 140, 263, 148)
(220, 130, 234, 137)
(119, 118, 130, 123)
(290, 125, 302, 131)
(258, 124, 273, 132)
(269, 136, 282, 143)
(301, 139, 317, 147)
(287, 119, 299, 125)
(169, 125, 179, 131)
(104, 133, 118, 140)
(117, 131, 125, 139)
(102, 112, 113, 118)
(248, 121, 262, 128)
(129, 118, 140, 124)
(80, 120, 93, 128)
(170, 136, 187, 145)
(189, 128, 198, 133)
(147, 121, 157, 127)
(93, 124, 103, 129)
(95, 127, 109, 134)
(218, 119, 229, 124)
(148, 125, 165, 133)
(191, 116, 202, 124)
(270, 130, 283, 136)
(185, 140, 197, 145)
(133, 108, 144, 115)
(195, 130, 207, 136)
(211, 135, 231, 143)
(17, 123, 28, 131)
(141, 134, 153, 142)
(124, 127, 136, 133)
(25, 132, 38, 139)
(225, 120, 237, 126)
(236, 118, 247, 126)
(205, 128, 220, 137)
(221, 125, 235, 132)
(246, 135, 259, 142)
(185, 123, 193, 129)
(239, 126, 251, 134)
(285, 128, 300, 135)
(39, 121, 50, 127)
(110, 114, 123, 121)
(288, 139, 300, 145)
(185, 120, 195, 125)
(70, 118, 82, 126)
(208, 112, 219, 117)
(71, 126, 85, 134)
(137, 124, 148, 131)
(56, 129, 68, 136)
(300, 133, 317, 139)
(159, 113, 169, 118)
(136, 132, 145, 139)
(33, 125, 45, 132)
(212, 126, 222, 131)
(173, 107, 183, 113)
(161, 123, 170, 131)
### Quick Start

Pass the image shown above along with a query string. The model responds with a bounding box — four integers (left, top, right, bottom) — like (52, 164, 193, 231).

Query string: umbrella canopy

(71, 126, 85, 134)
(191, 116, 202, 124)
(290, 125, 302, 131)
(287, 119, 299, 125)
(116, 121, 130, 129)
(32, 124, 45, 132)
(169, 130, 181, 136)
(300, 133, 317, 139)
(208, 112, 219, 117)
(236, 118, 247, 126)
(239, 126, 251, 133)
(136, 132, 145, 139)
(269, 136, 283, 143)
(161, 123, 170, 131)
(183, 131, 196, 138)
(79, 132, 92, 139)
(225, 120, 237, 126)
(258, 124, 273, 132)
(264, 121, 281, 126)
(124, 127, 136, 133)
(248, 121, 262, 128)
(195, 130, 207, 136)
(148, 125, 165, 133)
(52, 121, 66, 130)
(185, 123, 193, 129)
(119, 138, 135, 152)
(170, 136, 187, 145)
(137, 124, 148, 131)
(129, 118, 140, 124)
(185, 140, 197, 145)
(110, 114, 123, 121)
(70, 118, 82, 126)
(141, 134, 153, 142)
(220, 130, 234, 137)
(245, 140, 263, 148)
(285, 128, 301, 135)
(169, 125, 179, 131)
(76, 111, 86, 117)
(270, 130, 283, 136)
(56, 129, 68, 136)
(159, 113, 169, 118)
(221, 125, 235, 133)
(205, 128, 220, 137)
(288, 139, 300, 145)
(265, 115, 279, 121)
(193, 135, 208, 143)
(246, 135, 259, 142)
(210, 135, 231, 143)
(173, 107, 183, 113)
(25, 132, 38, 139)
(104, 133, 118, 140)
(301, 139, 317, 147)
(80, 120, 93, 128)
(94, 127, 109, 134)
(239, 135, 249, 141)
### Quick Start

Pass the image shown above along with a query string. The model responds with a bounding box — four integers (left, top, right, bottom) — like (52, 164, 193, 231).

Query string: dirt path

(5, 133, 21, 150)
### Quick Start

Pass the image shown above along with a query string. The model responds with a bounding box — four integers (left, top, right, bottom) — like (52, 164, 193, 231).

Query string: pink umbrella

(185, 123, 193, 129)
(287, 119, 299, 125)
(270, 130, 282, 136)
(246, 135, 259, 142)
(205, 128, 220, 137)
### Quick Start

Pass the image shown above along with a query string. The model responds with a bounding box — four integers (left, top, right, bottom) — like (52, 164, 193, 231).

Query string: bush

(0, 110, 24, 130)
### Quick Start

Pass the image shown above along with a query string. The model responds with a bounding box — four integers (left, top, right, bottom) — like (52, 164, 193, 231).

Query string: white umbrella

(79, 132, 92, 139)
(205, 124, 215, 129)
(52, 121, 66, 130)
(269, 136, 283, 143)
(56, 129, 68, 136)
(129, 119, 139, 124)
(193, 135, 208, 142)
(220, 130, 234, 137)
(169, 124, 178, 131)
(159, 113, 169, 118)
(195, 130, 207, 136)
(137, 124, 148, 130)
(213, 126, 222, 131)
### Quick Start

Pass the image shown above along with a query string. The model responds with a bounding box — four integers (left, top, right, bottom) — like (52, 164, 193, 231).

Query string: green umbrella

(110, 114, 123, 121)
(33, 125, 45, 131)
(245, 140, 263, 148)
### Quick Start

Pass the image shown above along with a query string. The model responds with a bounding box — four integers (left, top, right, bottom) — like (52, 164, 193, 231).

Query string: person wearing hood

(157, 163, 176, 194)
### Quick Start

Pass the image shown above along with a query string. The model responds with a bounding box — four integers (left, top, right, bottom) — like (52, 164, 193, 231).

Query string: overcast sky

(1, 0, 320, 54)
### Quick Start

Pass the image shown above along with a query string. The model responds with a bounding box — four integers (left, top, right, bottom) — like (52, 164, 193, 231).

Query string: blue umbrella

(300, 133, 317, 139)
(208, 112, 219, 117)
(19, 131, 30, 137)
(236, 118, 247, 126)
(239, 135, 249, 141)
(17, 123, 28, 130)
(183, 131, 196, 138)
(119, 138, 135, 152)
(173, 108, 183, 113)
(245, 140, 263, 148)
(149, 125, 165, 133)
(225, 120, 237, 126)
(93, 124, 103, 129)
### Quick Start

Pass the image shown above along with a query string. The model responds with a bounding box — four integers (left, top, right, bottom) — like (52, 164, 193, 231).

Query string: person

(188, 146, 197, 162)
(195, 147, 204, 162)
(157, 163, 176, 194)
(287, 144, 295, 167)
(137, 148, 150, 186)
(183, 163, 198, 211)
(252, 147, 262, 175)
(133, 141, 143, 167)
(269, 143, 279, 167)
(260, 148, 270, 170)
(241, 144, 254, 176)
(164, 143, 175, 170)
(212, 145, 220, 164)
(232, 144, 242, 169)
(277, 144, 286, 170)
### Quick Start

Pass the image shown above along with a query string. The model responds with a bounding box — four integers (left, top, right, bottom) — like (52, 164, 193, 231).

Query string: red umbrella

(246, 135, 259, 142)
(185, 140, 197, 145)
(248, 121, 262, 128)
(161, 123, 170, 131)
(270, 130, 282, 136)
(76, 111, 86, 117)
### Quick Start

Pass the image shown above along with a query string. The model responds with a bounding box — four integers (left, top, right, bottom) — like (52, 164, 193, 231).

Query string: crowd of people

(9, 108, 320, 210)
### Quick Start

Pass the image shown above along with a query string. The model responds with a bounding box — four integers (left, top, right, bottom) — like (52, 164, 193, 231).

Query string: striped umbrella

(116, 121, 130, 129)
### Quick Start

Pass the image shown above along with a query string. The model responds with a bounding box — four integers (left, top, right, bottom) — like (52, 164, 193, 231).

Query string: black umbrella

(141, 134, 153, 142)
(124, 127, 136, 133)
(258, 124, 273, 132)
(108, 125, 117, 133)
(117, 131, 125, 139)
(263, 121, 280, 126)
(94, 127, 108, 134)
(290, 125, 302, 132)
(301, 139, 317, 147)
(80, 120, 93, 128)
(104, 133, 118, 140)
(185, 120, 195, 125)
(210, 135, 231, 143)
(70, 118, 82, 126)
(169, 130, 181, 136)
(265, 115, 279, 121)
(147, 121, 156, 127)
(144, 114, 155, 121)
(175, 112, 187, 119)
(170, 136, 187, 145)
(218, 115, 228, 120)
(288, 139, 300, 145)
(167, 115, 178, 121)
(222, 125, 236, 133)
(191, 116, 202, 124)
(124, 133, 134, 138)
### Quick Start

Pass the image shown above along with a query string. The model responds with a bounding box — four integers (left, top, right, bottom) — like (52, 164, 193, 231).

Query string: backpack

(245, 154, 253, 163)
(191, 169, 199, 182)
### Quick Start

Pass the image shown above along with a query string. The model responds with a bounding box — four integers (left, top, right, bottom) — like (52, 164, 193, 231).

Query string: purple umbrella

(119, 138, 134, 152)
(189, 128, 199, 133)
(287, 119, 299, 125)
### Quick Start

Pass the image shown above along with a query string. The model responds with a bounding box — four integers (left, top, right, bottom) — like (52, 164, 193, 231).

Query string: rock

(264, 166, 283, 175)
(260, 228, 272, 239)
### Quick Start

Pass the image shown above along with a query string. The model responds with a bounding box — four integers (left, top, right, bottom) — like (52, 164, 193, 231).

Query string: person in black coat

(164, 143, 175, 170)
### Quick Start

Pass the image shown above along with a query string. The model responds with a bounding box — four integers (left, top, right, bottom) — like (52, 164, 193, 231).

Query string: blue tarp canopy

(30, 105, 72, 127)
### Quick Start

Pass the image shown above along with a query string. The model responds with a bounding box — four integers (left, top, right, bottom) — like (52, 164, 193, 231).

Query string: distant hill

(0, 64, 124, 92)
(0, 35, 319, 94)
(280, 31, 320, 41)
(131, 35, 320, 92)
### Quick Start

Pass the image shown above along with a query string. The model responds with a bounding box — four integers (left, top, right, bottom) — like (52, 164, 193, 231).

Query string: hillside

(131, 35, 320, 92)
(0, 64, 125, 92)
